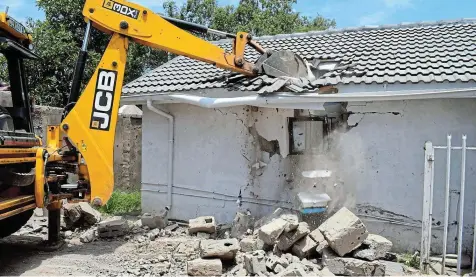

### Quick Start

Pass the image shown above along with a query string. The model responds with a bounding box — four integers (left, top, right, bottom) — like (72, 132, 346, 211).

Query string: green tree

(163, 0, 336, 37)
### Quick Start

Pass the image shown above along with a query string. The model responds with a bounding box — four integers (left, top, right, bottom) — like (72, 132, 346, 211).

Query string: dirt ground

(0, 213, 199, 277)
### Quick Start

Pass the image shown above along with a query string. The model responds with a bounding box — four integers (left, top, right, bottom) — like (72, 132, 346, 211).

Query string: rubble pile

(14, 204, 409, 276)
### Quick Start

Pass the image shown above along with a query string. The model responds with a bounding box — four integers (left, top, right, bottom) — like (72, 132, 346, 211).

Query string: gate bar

(441, 134, 452, 274)
(421, 141, 434, 274)
(457, 135, 467, 276)
(473, 202, 476, 272)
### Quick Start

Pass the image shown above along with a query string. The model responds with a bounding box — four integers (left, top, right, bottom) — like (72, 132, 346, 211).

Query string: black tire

(0, 209, 34, 238)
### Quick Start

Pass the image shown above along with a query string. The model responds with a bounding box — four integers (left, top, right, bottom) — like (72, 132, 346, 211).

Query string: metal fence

(421, 135, 476, 275)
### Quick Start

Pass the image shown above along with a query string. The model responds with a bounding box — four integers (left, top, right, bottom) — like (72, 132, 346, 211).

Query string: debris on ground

(63, 202, 101, 229)
(6, 206, 416, 276)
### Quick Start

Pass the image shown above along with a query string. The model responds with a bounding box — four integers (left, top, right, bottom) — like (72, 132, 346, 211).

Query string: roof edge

(211, 18, 476, 44)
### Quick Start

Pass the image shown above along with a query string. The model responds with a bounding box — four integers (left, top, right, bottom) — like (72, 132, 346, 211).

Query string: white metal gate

(421, 135, 476, 275)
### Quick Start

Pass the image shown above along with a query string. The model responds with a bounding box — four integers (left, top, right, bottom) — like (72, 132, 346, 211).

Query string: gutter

(146, 100, 174, 211)
(123, 87, 476, 108)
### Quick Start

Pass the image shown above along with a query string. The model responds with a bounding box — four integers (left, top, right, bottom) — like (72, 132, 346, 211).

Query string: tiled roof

(123, 19, 476, 95)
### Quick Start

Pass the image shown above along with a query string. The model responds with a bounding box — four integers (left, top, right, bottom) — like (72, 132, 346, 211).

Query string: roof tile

(124, 19, 476, 95)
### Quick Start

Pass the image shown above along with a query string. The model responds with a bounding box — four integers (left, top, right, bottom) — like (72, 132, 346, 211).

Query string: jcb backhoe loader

(0, 0, 310, 242)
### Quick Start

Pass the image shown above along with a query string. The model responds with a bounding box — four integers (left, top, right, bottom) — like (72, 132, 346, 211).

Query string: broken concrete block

(318, 207, 368, 256)
(280, 214, 299, 232)
(258, 218, 288, 245)
(189, 216, 216, 234)
(292, 235, 317, 258)
(265, 254, 281, 271)
(254, 208, 285, 229)
(231, 211, 254, 239)
(63, 203, 82, 224)
(308, 228, 328, 254)
(164, 223, 179, 232)
(244, 250, 267, 275)
(277, 222, 310, 251)
(240, 236, 264, 252)
(98, 216, 128, 238)
(196, 232, 211, 239)
(141, 213, 168, 229)
(326, 257, 386, 276)
(187, 258, 222, 276)
(274, 264, 285, 274)
(319, 267, 335, 276)
(80, 228, 96, 243)
(147, 228, 161, 241)
(200, 239, 240, 260)
(353, 234, 393, 261)
(78, 202, 101, 225)
(279, 263, 307, 277)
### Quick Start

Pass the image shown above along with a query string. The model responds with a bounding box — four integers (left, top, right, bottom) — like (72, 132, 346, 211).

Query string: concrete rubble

(12, 206, 410, 276)
(353, 234, 393, 261)
(200, 239, 240, 260)
(187, 258, 222, 276)
(189, 216, 217, 234)
(319, 207, 368, 256)
(63, 202, 101, 229)
(141, 211, 168, 229)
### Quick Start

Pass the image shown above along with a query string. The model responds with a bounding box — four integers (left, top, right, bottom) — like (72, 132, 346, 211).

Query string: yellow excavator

(0, 0, 310, 242)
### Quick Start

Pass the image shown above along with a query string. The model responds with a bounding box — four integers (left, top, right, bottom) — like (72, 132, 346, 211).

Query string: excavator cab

(0, 12, 42, 238)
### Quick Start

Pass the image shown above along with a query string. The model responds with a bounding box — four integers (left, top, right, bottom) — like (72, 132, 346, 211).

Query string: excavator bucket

(255, 50, 311, 79)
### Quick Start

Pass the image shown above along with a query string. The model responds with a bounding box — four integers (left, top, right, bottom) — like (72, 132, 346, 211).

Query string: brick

(244, 250, 267, 275)
(326, 257, 386, 276)
(353, 234, 393, 261)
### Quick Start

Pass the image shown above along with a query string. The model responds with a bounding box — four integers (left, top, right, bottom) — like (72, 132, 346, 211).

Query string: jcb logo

(90, 69, 117, 131)
(103, 0, 139, 19)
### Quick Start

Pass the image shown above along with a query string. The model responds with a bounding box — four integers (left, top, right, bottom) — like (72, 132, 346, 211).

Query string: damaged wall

(141, 98, 476, 254)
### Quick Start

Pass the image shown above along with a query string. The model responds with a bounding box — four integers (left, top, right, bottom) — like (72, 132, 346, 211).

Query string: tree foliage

(0, 0, 335, 107)
(163, 0, 336, 37)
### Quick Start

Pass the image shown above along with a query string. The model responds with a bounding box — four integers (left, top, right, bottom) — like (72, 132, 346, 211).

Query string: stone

(200, 239, 240, 260)
(141, 213, 168, 229)
(258, 218, 288, 245)
(279, 263, 306, 277)
(78, 202, 101, 225)
(98, 216, 128, 238)
(244, 250, 267, 275)
(292, 235, 317, 258)
(63, 203, 82, 224)
(231, 211, 254, 239)
(380, 261, 404, 276)
(197, 232, 211, 239)
(254, 208, 285, 229)
(326, 257, 386, 276)
(64, 230, 73, 239)
(240, 237, 264, 252)
(265, 254, 281, 271)
(319, 267, 335, 276)
(275, 264, 285, 274)
(187, 259, 222, 276)
(431, 254, 472, 269)
(147, 228, 161, 241)
(189, 216, 216, 234)
(318, 207, 368, 256)
(308, 228, 328, 254)
(280, 214, 299, 232)
(353, 234, 393, 261)
(277, 222, 310, 251)
(164, 223, 179, 232)
(80, 228, 96, 243)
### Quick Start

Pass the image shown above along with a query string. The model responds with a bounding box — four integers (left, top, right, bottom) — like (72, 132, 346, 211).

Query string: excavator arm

(38, 0, 276, 207)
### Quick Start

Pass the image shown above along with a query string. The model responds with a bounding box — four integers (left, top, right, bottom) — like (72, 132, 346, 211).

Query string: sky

(2, 0, 476, 29)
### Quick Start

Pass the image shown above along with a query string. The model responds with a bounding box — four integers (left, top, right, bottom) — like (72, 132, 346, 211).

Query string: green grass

(397, 252, 420, 269)
(98, 190, 141, 215)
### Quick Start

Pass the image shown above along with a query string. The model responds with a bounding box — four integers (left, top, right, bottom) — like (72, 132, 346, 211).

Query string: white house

(121, 20, 476, 253)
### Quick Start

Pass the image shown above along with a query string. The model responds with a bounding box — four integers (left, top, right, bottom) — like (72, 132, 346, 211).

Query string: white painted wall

(141, 99, 476, 254)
